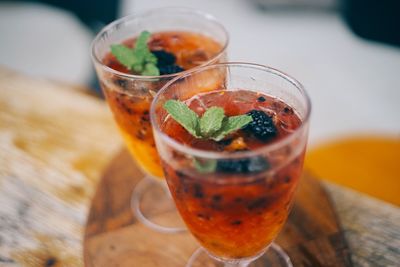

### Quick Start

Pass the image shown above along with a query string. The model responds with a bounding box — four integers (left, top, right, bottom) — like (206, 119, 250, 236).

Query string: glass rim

(91, 7, 229, 81)
(150, 62, 312, 159)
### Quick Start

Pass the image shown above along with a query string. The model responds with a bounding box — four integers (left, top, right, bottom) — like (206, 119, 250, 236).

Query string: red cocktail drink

(101, 31, 224, 178)
(91, 8, 228, 233)
(151, 63, 311, 266)
(162, 90, 304, 258)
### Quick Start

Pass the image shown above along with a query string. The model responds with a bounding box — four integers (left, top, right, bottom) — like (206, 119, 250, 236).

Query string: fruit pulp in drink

(101, 31, 224, 178)
(160, 90, 305, 259)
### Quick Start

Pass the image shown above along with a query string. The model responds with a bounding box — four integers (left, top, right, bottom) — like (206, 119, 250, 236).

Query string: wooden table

(0, 68, 399, 266)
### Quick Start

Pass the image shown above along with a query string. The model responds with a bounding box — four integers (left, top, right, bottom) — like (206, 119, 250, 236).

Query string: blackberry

(245, 110, 277, 141)
(247, 156, 270, 172)
(217, 158, 250, 173)
(152, 50, 176, 66)
(159, 64, 185, 75)
(151, 50, 185, 74)
(216, 156, 269, 174)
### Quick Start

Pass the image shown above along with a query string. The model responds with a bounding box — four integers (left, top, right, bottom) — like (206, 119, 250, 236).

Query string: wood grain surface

(0, 68, 122, 266)
(84, 150, 352, 267)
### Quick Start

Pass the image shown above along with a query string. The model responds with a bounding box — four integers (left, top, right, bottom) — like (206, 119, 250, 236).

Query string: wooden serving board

(84, 149, 352, 267)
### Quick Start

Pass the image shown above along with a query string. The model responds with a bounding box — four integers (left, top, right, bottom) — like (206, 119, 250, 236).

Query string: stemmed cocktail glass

(91, 7, 228, 233)
(151, 63, 311, 266)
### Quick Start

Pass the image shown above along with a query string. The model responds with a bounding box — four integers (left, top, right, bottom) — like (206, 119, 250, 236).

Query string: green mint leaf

(193, 158, 217, 173)
(134, 31, 151, 52)
(111, 31, 160, 76)
(110, 44, 138, 70)
(146, 52, 158, 64)
(164, 100, 200, 138)
(211, 115, 253, 141)
(133, 31, 159, 71)
(164, 100, 253, 141)
(200, 107, 225, 137)
(142, 63, 160, 76)
(132, 63, 143, 72)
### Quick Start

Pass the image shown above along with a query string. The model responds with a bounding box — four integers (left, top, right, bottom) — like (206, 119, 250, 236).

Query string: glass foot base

(131, 177, 186, 233)
(187, 243, 293, 267)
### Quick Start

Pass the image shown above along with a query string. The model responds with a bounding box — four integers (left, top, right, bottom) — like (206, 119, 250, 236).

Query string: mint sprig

(164, 100, 253, 141)
(164, 99, 201, 138)
(111, 31, 160, 76)
(200, 107, 225, 138)
(212, 115, 254, 141)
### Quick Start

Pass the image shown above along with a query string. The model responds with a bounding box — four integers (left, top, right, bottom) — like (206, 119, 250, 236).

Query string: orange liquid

(101, 31, 223, 178)
(161, 90, 305, 258)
